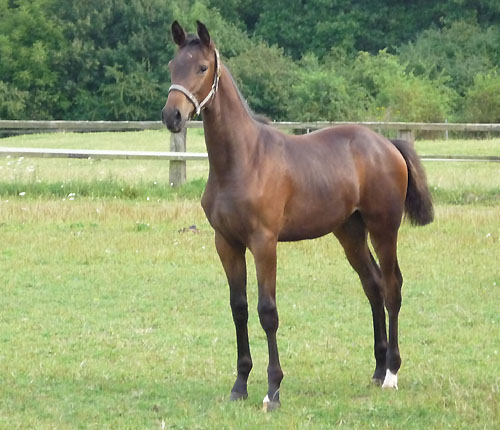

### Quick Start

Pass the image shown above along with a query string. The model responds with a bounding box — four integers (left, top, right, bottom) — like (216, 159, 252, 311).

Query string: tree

(0, 0, 64, 119)
(53, 0, 176, 120)
(252, 0, 491, 60)
(1, 0, 499, 121)
(398, 19, 500, 95)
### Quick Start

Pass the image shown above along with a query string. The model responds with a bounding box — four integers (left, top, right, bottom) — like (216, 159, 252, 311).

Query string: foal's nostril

(162, 106, 183, 133)
(174, 109, 182, 123)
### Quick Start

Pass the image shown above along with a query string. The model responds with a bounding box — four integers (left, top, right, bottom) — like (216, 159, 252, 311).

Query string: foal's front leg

(250, 232, 283, 411)
(214, 233, 252, 401)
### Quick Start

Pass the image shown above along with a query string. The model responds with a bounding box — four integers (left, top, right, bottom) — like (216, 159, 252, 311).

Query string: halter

(168, 48, 221, 116)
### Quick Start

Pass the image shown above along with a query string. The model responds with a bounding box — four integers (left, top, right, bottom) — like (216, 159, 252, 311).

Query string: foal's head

(162, 21, 220, 133)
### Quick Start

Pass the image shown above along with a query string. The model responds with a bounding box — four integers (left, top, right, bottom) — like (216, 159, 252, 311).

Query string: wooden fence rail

(1, 147, 497, 163)
(0, 146, 208, 161)
(2, 119, 500, 133)
(1, 120, 499, 186)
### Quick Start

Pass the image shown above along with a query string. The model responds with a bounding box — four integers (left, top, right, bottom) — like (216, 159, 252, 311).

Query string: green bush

(350, 51, 456, 122)
(463, 72, 500, 123)
(287, 53, 370, 121)
(227, 42, 298, 120)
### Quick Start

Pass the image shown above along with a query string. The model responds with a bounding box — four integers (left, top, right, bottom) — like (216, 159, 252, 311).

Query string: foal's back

(256, 124, 408, 241)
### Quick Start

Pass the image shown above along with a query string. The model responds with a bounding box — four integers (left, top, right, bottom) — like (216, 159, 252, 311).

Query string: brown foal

(162, 21, 434, 411)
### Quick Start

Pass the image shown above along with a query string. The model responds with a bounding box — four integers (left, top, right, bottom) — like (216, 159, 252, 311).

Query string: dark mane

(223, 66, 271, 125)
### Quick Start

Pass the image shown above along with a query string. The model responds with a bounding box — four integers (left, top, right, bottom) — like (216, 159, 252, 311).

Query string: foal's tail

(391, 139, 434, 226)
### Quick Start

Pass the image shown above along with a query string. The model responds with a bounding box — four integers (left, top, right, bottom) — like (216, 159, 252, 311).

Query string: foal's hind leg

(334, 212, 388, 384)
(215, 232, 253, 401)
(368, 225, 403, 389)
(249, 231, 283, 411)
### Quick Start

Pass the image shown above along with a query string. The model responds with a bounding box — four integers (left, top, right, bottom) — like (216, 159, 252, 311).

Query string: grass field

(0, 131, 499, 429)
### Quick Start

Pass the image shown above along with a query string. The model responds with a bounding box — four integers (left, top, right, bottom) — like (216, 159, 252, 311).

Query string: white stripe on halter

(168, 48, 221, 116)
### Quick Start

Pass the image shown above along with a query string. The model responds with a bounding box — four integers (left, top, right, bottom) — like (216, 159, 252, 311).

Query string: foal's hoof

(381, 369, 399, 390)
(372, 367, 387, 385)
(262, 395, 281, 412)
(230, 391, 248, 401)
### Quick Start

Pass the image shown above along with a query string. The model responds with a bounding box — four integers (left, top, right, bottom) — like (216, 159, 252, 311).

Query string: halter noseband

(168, 49, 221, 116)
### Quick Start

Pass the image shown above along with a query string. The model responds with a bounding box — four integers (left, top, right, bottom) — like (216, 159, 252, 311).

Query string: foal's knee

(257, 298, 279, 332)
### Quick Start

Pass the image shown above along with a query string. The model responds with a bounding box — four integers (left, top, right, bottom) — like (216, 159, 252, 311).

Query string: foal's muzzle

(162, 106, 184, 133)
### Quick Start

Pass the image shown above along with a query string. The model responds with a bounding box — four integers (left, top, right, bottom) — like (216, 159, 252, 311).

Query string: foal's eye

(199, 65, 208, 74)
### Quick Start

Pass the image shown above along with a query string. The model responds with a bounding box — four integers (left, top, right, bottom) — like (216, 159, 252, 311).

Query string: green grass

(0, 200, 499, 429)
(416, 137, 500, 157)
(0, 131, 499, 428)
(415, 138, 500, 205)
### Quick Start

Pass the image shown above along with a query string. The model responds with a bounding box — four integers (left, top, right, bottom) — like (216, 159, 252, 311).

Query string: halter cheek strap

(168, 48, 221, 116)
(168, 84, 202, 116)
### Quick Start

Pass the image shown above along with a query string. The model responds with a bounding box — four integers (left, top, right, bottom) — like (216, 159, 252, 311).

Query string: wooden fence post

(397, 129, 415, 145)
(169, 127, 187, 186)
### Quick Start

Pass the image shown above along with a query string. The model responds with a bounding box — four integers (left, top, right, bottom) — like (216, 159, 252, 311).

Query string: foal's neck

(201, 66, 260, 179)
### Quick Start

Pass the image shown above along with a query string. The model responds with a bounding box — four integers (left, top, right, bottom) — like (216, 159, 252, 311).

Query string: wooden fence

(3, 119, 500, 133)
(1, 120, 499, 186)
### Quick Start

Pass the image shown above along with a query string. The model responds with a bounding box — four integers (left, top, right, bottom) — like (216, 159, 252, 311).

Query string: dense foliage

(1, 0, 499, 122)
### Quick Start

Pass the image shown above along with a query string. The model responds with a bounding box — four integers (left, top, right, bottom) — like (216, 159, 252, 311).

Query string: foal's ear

(171, 20, 186, 46)
(197, 20, 211, 48)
